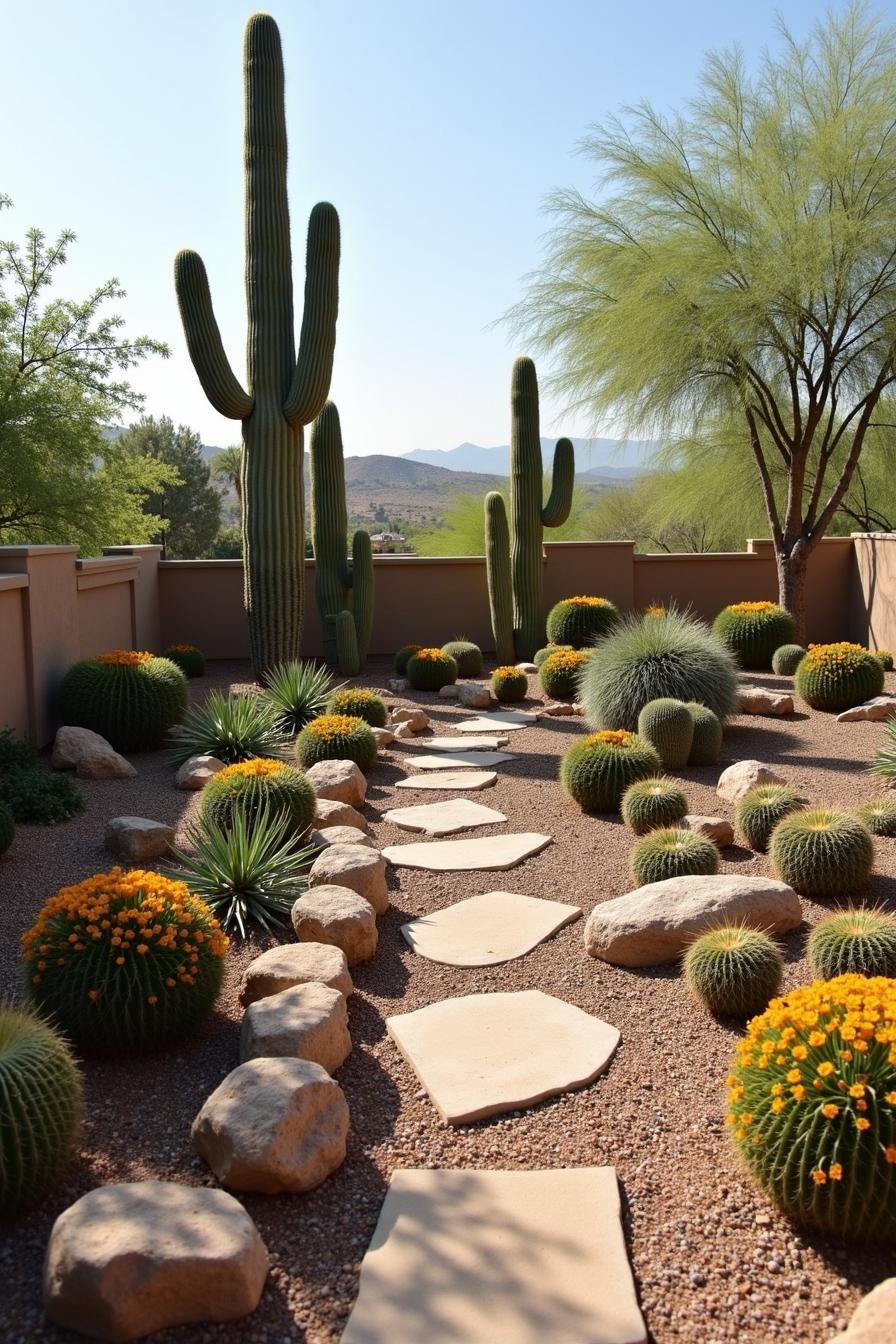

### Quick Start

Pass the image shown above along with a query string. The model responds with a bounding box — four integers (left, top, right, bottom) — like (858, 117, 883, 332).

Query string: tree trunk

(776, 539, 810, 645)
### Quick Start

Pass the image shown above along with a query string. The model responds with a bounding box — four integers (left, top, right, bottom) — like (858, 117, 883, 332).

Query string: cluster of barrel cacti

(795, 643, 884, 711)
(326, 688, 388, 727)
(546, 596, 618, 649)
(712, 601, 796, 670)
(295, 714, 377, 769)
(560, 730, 660, 813)
(200, 757, 317, 836)
(634, 696, 722, 767)
(685, 927, 783, 1017)
(59, 650, 188, 751)
(441, 639, 483, 677)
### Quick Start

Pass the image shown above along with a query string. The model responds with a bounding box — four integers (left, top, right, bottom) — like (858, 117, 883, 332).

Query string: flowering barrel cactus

(295, 714, 377, 769)
(58, 650, 188, 751)
(406, 648, 458, 691)
(546, 596, 618, 649)
(795, 643, 884, 712)
(713, 601, 796, 670)
(560, 730, 660, 813)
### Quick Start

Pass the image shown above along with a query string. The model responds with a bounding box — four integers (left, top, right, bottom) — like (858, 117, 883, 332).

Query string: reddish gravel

(2, 660, 895, 1343)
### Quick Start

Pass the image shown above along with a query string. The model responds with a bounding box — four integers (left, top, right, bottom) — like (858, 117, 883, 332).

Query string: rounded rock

(307, 758, 367, 807)
(239, 983, 351, 1074)
(291, 885, 378, 965)
(308, 843, 389, 915)
(239, 943, 352, 1007)
(315, 796, 369, 831)
(716, 760, 786, 804)
(312, 825, 376, 850)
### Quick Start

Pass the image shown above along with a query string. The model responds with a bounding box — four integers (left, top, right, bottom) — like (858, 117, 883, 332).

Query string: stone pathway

(400, 890, 581, 966)
(414, 735, 509, 750)
(409, 751, 516, 770)
(382, 799, 507, 836)
(382, 832, 552, 872)
(454, 713, 537, 732)
(395, 770, 498, 791)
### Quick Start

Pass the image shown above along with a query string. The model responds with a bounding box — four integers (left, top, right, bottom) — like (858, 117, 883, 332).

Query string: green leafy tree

(508, 4, 896, 639)
(412, 480, 598, 556)
(118, 416, 221, 558)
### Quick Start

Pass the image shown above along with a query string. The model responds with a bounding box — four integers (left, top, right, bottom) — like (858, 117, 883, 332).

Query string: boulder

(309, 844, 389, 915)
(739, 686, 794, 716)
(292, 885, 378, 965)
(52, 726, 113, 770)
(76, 748, 137, 780)
(583, 874, 802, 967)
(438, 685, 460, 700)
(542, 702, 575, 717)
(679, 815, 735, 848)
(313, 826, 376, 850)
(371, 727, 396, 749)
(827, 1278, 896, 1344)
(176, 754, 226, 790)
(716, 760, 786, 803)
(306, 759, 367, 807)
(392, 721, 415, 740)
(516, 662, 538, 674)
(239, 982, 351, 1074)
(387, 678, 410, 694)
(390, 707, 429, 733)
(457, 683, 492, 709)
(191, 1057, 349, 1194)
(836, 696, 896, 723)
(104, 816, 175, 863)
(43, 1181, 268, 1340)
(315, 797, 368, 831)
(239, 943, 352, 1007)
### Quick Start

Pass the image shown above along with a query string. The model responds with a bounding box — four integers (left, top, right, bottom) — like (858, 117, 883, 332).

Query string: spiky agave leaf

(263, 660, 339, 735)
(168, 689, 290, 765)
(869, 718, 896, 786)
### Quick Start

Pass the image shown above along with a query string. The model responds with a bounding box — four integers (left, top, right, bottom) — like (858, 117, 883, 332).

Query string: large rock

(176, 754, 225, 790)
(104, 816, 175, 863)
(390, 707, 429, 733)
(542, 702, 575, 717)
(371, 727, 396, 749)
(313, 825, 376, 850)
(52, 726, 112, 770)
(828, 1278, 896, 1344)
(315, 796, 368, 831)
(76, 748, 137, 780)
(716, 760, 786, 803)
(292, 886, 378, 965)
(191, 1058, 349, 1194)
(239, 943, 352, 1007)
(392, 721, 415, 740)
(43, 1181, 268, 1340)
(239, 982, 351, 1074)
(680, 815, 735, 848)
(307, 759, 367, 807)
(309, 844, 389, 914)
(739, 686, 794, 716)
(583, 875, 802, 967)
(457, 683, 491, 709)
(438, 685, 460, 700)
(836, 696, 896, 723)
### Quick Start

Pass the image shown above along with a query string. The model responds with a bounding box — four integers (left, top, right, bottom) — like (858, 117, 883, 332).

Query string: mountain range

(403, 436, 652, 478)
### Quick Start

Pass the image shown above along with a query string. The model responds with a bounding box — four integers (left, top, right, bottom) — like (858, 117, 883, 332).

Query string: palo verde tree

(508, 3, 896, 639)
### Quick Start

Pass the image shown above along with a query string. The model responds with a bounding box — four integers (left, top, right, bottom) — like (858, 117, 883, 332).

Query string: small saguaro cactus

(174, 14, 340, 676)
(310, 403, 374, 675)
(485, 358, 575, 662)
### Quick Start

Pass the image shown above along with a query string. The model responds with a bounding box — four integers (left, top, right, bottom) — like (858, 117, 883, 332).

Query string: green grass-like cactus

(295, 714, 377, 770)
(631, 826, 719, 885)
(769, 808, 874, 899)
(170, 689, 289, 765)
(406, 648, 458, 691)
(534, 643, 572, 668)
(163, 643, 206, 678)
(736, 785, 803, 852)
(0, 801, 14, 856)
(546, 596, 618, 649)
(795, 643, 885, 712)
(441, 640, 483, 677)
(0, 1007, 83, 1213)
(620, 777, 688, 835)
(326, 688, 387, 728)
(561, 730, 661, 813)
(713, 602, 797, 670)
(539, 649, 590, 700)
(855, 797, 896, 837)
(727, 975, 896, 1241)
(772, 644, 807, 675)
(394, 644, 422, 676)
(684, 926, 783, 1017)
(874, 649, 894, 671)
(684, 701, 723, 766)
(59, 650, 188, 752)
(492, 666, 528, 703)
(24, 869, 228, 1054)
(636, 698, 695, 769)
(200, 757, 316, 836)
(807, 908, 896, 980)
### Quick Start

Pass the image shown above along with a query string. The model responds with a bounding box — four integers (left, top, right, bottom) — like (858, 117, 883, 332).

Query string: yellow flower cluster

(94, 649, 155, 667)
(587, 730, 634, 750)
(561, 595, 611, 607)
(411, 647, 449, 662)
(728, 601, 779, 615)
(331, 688, 380, 707)
(495, 665, 525, 677)
(645, 604, 666, 616)
(803, 642, 870, 673)
(305, 714, 363, 739)
(215, 757, 287, 782)
(167, 642, 200, 654)
(544, 649, 590, 672)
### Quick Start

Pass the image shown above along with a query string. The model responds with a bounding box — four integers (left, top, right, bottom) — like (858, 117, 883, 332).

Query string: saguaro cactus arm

(284, 203, 341, 427)
(174, 250, 254, 420)
(542, 436, 575, 526)
(485, 491, 515, 665)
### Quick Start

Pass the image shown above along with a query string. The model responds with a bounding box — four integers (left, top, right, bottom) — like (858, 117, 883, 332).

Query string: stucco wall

(0, 578, 31, 739)
(850, 534, 896, 652)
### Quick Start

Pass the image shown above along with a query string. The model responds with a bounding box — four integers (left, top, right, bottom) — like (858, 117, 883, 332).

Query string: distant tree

(508, 4, 896, 639)
(211, 444, 242, 503)
(412, 482, 597, 556)
(208, 525, 242, 558)
(119, 416, 221, 558)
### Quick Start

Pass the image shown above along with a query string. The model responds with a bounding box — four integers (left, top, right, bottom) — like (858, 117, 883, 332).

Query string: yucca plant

(869, 718, 896, 786)
(169, 690, 290, 765)
(263, 660, 337, 735)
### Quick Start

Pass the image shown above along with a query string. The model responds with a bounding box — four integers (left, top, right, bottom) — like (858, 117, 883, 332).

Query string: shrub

(0, 728, 36, 771)
(200, 757, 316, 836)
(406, 648, 457, 691)
(726, 975, 896, 1241)
(170, 690, 289, 765)
(561, 730, 661, 813)
(163, 643, 206, 678)
(441, 639, 483, 677)
(580, 607, 739, 731)
(772, 644, 807, 675)
(0, 801, 13, 855)
(769, 808, 874, 899)
(295, 714, 377, 770)
(0, 768, 83, 825)
(0, 1007, 83, 1213)
(326, 688, 387, 728)
(620, 777, 688, 835)
(546, 595, 618, 649)
(856, 797, 896, 837)
(492, 666, 528, 703)
(736, 785, 803, 852)
(263, 660, 336, 735)
(534, 643, 572, 668)
(23, 868, 228, 1053)
(807, 908, 896, 980)
(684, 926, 783, 1017)
(631, 826, 719, 885)
(394, 643, 423, 675)
(870, 718, 896, 786)
(795, 643, 884, 712)
(713, 601, 796, 670)
(637, 698, 695, 768)
(874, 649, 894, 672)
(58, 650, 188, 752)
(539, 649, 589, 700)
(684, 702, 723, 766)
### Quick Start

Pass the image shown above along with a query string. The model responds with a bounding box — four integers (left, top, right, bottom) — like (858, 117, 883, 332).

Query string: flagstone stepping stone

(383, 799, 507, 836)
(240, 983, 351, 1075)
(410, 751, 515, 770)
(291, 886, 378, 965)
(309, 843, 389, 915)
(455, 714, 536, 732)
(341, 1167, 646, 1344)
(416, 736, 509, 750)
(239, 943, 352, 1007)
(383, 832, 551, 872)
(396, 770, 498, 791)
(401, 890, 582, 965)
(386, 989, 619, 1124)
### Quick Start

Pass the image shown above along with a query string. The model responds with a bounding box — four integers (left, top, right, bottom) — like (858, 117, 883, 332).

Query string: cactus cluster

(59, 650, 188, 752)
(163, 643, 206, 678)
(539, 649, 589, 701)
(807, 908, 896, 980)
(631, 826, 719, 885)
(736, 785, 803, 852)
(855, 797, 896, 837)
(24, 868, 228, 1054)
(684, 926, 783, 1017)
(560, 730, 661, 814)
(685, 701, 723, 766)
(795, 643, 884, 712)
(772, 644, 807, 675)
(406, 648, 458, 691)
(769, 808, 874, 899)
(492, 666, 529, 703)
(0, 1007, 83, 1213)
(326, 687, 387, 727)
(546, 596, 618, 649)
(295, 714, 377, 770)
(485, 358, 574, 662)
(0, 801, 14, 856)
(394, 644, 422, 675)
(712, 601, 796, 670)
(620, 777, 688, 835)
(441, 640, 483, 677)
(200, 757, 316, 836)
(726, 975, 896, 1241)
(637, 698, 695, 769)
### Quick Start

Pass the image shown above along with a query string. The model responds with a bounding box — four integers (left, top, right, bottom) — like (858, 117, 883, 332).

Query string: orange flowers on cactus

(304, 714, 363, 739)
(214, 757, 288, 782)
(588, 730, 634, 749)
(727, 601, 779, 615)
(93, 649, 155, 667)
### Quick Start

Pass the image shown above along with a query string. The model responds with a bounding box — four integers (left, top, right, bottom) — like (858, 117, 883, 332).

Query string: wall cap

(0, 573, 28, 591)
(0, 544, 79, 557)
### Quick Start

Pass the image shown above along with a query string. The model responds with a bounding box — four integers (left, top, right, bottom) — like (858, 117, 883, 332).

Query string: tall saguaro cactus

(310, 402, 374, 676)
(484, 357, 575, 661)
(174, 13, 339, 676)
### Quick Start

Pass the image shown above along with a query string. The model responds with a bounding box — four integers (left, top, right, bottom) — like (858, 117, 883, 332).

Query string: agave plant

(869, 718, 896, 786)
(172, 805, 315, 937)
(263, 660, 339, 735)
(168, 690, 289, 765)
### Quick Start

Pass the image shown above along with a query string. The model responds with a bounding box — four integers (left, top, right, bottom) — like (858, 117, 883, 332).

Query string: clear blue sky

(2, 0, 872, 457)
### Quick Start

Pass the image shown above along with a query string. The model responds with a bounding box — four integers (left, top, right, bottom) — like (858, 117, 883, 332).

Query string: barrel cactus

(546, 596, 618, 649)
(713, 601, 796, 670)
(394, 644, 422, 676)
(631, 826, 719, 886)
(772, 644, 807, 675)
(492, 666, 529, 703)
(637, 698, 695, 769)
(24, 869, 228, 1054)
(325, 688, 387, 728)
(807, 908, 896, 980)
(726, 975, 896, 1241)
(620, 777, 688, 835)
(441, 639, 483, 678)
(534, 643, 572, 668)
(59, 650, 188, 752)
(560, 730, 661, 813)
(736, 785, 803, 853)
(684, 926, 783, 1017)
(539, 649, 589, 701)
(0, 1007, 83, 1213)
(795, 643, 884, 712)
(0, 801, 14, 857)
(874, 649, 894, 672)
(163, 643, 206, 678)
(200, 757, 316, 836)
(856, 797, 896, 837)
(685, 702, 723, 766)
(406, 648, 458, 692)
(295, 714, 377, 770)
(769, 808, 874, 899)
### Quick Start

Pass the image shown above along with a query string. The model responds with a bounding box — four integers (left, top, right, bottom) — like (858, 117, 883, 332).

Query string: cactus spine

(485, 358, 575, 661)
(310, 403, 374, 675)
(174, 15, 339, 676)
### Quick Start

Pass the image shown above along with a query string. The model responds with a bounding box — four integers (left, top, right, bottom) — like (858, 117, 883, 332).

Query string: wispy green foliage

(412, 480, 598, 556)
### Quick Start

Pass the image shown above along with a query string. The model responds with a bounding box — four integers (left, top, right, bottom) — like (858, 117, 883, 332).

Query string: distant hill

(403, 436, 653, 479)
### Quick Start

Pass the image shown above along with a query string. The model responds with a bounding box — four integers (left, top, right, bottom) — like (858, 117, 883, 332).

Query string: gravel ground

(2, 659, 895, 1344)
